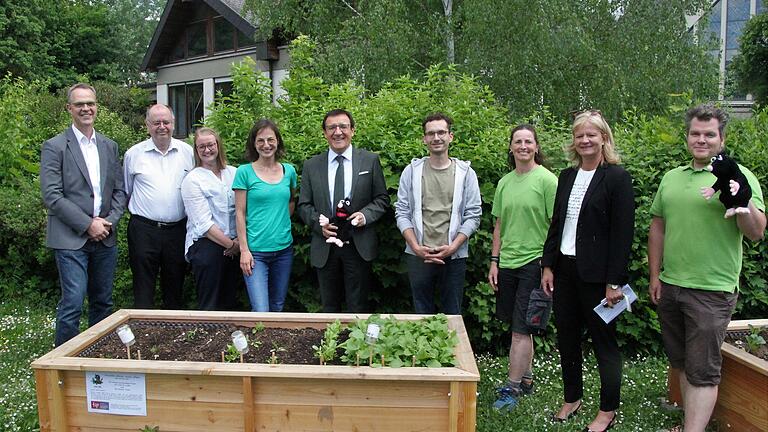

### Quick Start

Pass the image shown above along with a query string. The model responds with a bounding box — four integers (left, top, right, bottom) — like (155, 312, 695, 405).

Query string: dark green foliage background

(1, 38, 766, 355)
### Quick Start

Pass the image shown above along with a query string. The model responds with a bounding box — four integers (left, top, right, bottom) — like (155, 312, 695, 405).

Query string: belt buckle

(156, 221, 168, 228)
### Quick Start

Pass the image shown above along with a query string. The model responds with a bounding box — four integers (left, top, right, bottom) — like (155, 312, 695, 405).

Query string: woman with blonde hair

(181, 127, 241, 310)
(541, 110, 635, 431)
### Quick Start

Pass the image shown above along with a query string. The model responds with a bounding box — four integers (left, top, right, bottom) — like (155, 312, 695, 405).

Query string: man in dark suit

(40, 83, 127, 346)
(297, 109, 390, 312)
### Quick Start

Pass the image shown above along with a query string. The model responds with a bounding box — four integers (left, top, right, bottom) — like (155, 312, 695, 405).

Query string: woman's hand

(541, 266, 554, 297)
(240, 249, 254, 276)
(604, 285, 624, 307)
(488, 262, 499, 292)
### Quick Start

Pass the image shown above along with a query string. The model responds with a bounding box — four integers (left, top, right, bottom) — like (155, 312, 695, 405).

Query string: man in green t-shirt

(648, 104, 766, 432)
(394, 112, 482, 314)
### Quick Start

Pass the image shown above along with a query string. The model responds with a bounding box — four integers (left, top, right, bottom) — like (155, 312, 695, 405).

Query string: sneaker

(493, 386, 521, 411)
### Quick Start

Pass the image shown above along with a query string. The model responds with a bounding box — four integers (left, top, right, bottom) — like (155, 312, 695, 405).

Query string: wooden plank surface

(34, 369, 52, 432)
(714, 351, 768, 432)
(252, 404, 448, 431)
(64, 397, 243, 432)
(50, 369, 68, 432)
(62, 371, 244, 403)
(251, 378, 449, 408)
(460, 381, 477, 432)
(243, 377, 254, 432)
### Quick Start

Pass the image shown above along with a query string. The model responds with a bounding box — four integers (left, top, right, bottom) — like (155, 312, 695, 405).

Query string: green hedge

(205, 37, 768, 354)
(1, 39, 766, 355)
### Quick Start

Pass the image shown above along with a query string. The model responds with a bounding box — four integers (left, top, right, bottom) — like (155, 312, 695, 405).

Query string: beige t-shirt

(421, 161, 455, 248)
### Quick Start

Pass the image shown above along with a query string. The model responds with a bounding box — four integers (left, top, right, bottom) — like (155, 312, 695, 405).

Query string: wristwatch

(609, 284, 620, 290)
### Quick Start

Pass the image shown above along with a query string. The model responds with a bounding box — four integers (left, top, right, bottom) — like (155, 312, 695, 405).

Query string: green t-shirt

(232, 162, 298, 252)
(650, 163, 765, 292)
(491, 166, 558, 269)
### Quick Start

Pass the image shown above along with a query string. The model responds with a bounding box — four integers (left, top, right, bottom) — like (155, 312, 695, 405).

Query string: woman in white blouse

(181, 127, 241, 310)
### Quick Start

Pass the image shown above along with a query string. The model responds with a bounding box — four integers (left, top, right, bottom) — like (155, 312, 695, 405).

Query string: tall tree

(244, 0, 718, 120)
(730, 12, 768, 106)
(0, 0, 161, 88)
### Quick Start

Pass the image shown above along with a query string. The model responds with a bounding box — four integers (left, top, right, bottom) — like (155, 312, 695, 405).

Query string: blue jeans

(244, 246, 293, 312)
(54, 242, 117, 346)
(407, 254, 467, 314)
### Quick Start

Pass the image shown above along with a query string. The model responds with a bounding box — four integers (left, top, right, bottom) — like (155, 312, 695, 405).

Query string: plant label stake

(116, 324, 135, 359)
(412, 355, 416, 367)
(320, 354, 325, 365)
(356, 353, 360, 367)
(365, 323, 380, 344)
(221, 351, 225, 362)
(137, 350, 142, 361)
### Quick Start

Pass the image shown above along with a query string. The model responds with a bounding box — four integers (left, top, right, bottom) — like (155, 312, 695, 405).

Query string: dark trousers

(187, 238, 241, 310)
(407, 254, 466, 314)
(553, 255, 622, 411)
(316, 242, 371, 312)
(128, 215, 187, 309)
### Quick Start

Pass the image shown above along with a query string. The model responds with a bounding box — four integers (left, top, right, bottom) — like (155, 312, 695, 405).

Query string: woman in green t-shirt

(233, 119, 297, 312)
(488, 124, 557, 411)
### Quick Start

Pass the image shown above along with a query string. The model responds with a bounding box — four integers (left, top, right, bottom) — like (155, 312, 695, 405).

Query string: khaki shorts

(658, 282, 737, 386)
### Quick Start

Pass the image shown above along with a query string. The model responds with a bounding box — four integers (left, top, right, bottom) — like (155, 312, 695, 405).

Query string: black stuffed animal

(701, 151, 752, 218)
(319, 198, 356, 247)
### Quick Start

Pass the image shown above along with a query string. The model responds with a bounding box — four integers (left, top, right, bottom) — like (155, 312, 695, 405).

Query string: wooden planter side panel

(250, 377, 451, 431)
(40, 371, 245, 432)
(713, 354, 768, 432)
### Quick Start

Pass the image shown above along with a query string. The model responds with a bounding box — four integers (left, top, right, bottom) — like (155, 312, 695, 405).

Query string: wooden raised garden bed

(32, 310, 479, 432)
(668, 319, 768, 432)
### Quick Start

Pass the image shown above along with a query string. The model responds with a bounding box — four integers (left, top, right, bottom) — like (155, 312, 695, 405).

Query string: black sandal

(551, 400, 582, 422)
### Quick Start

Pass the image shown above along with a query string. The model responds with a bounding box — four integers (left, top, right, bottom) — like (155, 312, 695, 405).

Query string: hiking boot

(493, 386, 522, 411)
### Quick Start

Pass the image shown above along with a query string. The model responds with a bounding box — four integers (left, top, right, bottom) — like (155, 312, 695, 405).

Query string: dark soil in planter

(724, 327, 768, 361)
(77, 320, 349, 365)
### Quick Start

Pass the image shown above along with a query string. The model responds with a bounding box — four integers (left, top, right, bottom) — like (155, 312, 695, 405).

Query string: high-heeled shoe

(582, 413, 617, 432)
(550, 400, 582, 422)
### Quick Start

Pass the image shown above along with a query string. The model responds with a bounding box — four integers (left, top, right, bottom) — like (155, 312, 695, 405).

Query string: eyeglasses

(325, 123, 351, 132)
(571, 109, 603, 119)
(70, 101, 97, 108)
(196, 143, 217, 151)
(150, 120, 172, 127)
(425, 130, 450, 139)
(256, 137, 277, 145)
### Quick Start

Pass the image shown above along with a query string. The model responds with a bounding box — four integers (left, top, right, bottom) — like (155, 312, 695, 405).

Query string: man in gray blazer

(297, 109, 390, 312)
(40, 83, 127, 346)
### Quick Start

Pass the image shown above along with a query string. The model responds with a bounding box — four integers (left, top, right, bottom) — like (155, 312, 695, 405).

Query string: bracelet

(490, 256, 500, 263)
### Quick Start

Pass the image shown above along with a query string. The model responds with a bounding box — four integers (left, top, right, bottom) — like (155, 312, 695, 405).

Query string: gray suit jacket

(297, 147, 390, 268)
(40, 128, 127, 249)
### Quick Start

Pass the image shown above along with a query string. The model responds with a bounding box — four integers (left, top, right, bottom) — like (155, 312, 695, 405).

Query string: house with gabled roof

(141, 0, 289, 138)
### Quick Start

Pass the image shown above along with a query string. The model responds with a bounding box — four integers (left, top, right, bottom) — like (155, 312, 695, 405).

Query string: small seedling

(139, 426, 159, 432)
(250, 339, 262, 350)
(223, 344, 240, 363)
(252, 322, 266, 334)
(745, 325, 767, 355)
(185, 328, 199, 342)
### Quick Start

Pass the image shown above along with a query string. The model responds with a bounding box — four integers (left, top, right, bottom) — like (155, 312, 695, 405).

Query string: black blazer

(541, 163, 635, 285)
(297, 146, 390, 268)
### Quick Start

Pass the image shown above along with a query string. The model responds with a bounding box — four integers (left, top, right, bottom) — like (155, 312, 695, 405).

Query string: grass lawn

(1, 300, 689, 431)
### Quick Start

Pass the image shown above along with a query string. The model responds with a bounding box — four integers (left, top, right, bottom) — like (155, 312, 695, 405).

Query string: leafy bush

(204, 37, 768, 354)
(0, 76, 144, 306)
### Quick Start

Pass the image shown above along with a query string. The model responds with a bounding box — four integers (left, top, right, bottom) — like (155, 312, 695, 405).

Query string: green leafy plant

(139, 426, 159, 432)
(251, 322, 266, 334)
(312, 319, 342, 364)
(339, 315, 458, 368)
(185, 328, 199, 342)
(745, 325, 767, 355)
(223, 343, 240, 363)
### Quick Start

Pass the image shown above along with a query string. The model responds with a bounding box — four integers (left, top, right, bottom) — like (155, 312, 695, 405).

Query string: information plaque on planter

(32, 310, 479, 432)
(85, 371, 147, 416)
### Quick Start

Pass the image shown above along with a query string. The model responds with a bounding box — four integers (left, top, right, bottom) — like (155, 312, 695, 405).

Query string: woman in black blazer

(541, 110, 634, 432)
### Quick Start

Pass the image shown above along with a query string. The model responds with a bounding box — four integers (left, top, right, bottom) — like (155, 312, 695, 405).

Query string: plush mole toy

(319, 198, 357, 247)
(701, 151, 752, 218)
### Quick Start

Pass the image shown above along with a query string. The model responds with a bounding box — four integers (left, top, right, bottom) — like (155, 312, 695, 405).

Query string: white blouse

(560, 168, 596, 256)
(180, 165, 237, 259)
